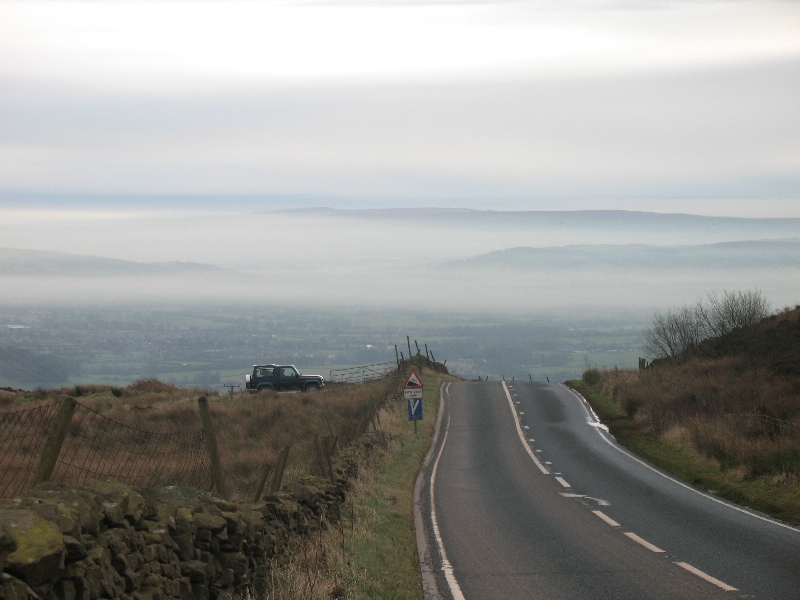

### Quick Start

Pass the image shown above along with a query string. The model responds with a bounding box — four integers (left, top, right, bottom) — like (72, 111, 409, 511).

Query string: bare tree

(697, 290, 771, 337)
(645, 289, 771, 360)
(643, 304, 705, 360)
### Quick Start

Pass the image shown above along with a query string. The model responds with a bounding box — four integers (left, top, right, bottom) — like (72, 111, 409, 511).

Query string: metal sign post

(404, 370, 424, 434)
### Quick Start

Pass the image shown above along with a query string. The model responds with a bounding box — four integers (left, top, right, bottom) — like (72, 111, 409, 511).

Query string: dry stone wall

(0, 460, 352, 600)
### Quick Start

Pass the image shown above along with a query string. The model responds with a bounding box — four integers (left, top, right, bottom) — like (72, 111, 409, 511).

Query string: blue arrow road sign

(407, 397, 423, 421)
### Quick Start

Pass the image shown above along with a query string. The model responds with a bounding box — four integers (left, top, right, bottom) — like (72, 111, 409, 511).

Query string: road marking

(555, 476, 571, 488)
(592, 510, 621, 527)
(429, 383, 466, 600)
(624, 532, 665, 553)
(560, 384, 800, 533)
(674, 562, 738, 591)
(502, 381, 550, 474)
(414, 383, 447, 600)
(561, 494, 611, 507)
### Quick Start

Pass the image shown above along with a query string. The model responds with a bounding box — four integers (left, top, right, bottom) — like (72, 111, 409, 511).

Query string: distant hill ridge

(265, 207, 800, 224)
(444, 239, 800, 270)
(0, 247, 226, 277)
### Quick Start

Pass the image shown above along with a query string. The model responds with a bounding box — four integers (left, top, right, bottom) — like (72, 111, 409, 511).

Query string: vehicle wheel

(305, 384, 320, 392)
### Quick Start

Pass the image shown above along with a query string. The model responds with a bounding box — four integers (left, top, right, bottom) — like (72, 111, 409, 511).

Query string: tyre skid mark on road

(505, 382, 740, 594)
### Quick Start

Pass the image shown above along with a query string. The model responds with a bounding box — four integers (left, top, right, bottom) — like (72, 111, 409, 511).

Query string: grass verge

(268, 369, 457, 599)
(569, 379, 800, 526)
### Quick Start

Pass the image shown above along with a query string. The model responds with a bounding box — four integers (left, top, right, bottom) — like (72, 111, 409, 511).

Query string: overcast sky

(2, 0, 799, 216)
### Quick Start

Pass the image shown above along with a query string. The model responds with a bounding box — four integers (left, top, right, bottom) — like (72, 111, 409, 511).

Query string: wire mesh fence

(0, 398, 212, 499)
(0, 400, 61, 498)
(328, 362, 396, 383)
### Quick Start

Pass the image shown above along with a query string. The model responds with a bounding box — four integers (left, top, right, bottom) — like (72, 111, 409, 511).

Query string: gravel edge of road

(414, 381, 448, 600)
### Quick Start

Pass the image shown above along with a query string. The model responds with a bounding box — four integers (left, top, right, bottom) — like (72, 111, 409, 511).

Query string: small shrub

(582, 368, 602, 386)
(127, 379, 181, 394)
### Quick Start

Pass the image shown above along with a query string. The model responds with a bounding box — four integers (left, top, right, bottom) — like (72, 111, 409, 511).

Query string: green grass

(268, 370, 455, 599)
(347, 371, 451, 599)
(569, 379, 800, 526)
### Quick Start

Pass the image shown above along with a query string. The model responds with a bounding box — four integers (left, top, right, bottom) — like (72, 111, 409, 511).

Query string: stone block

(192, 514, 226, 536)
(54, 577, 77, 600)
(191, 583, 209, 600)
(62, 535, 87, 563)
(2, 509, 65, 588)
(180, 559, 209, 584)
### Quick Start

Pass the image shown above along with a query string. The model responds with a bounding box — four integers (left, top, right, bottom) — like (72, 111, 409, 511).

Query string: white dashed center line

(624, 532, 665, 553)
(675, 562, 738, 592)
(592, 510, 621, 527)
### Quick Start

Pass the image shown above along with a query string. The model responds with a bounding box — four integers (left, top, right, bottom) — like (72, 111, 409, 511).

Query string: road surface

(415, 381, 800, 599)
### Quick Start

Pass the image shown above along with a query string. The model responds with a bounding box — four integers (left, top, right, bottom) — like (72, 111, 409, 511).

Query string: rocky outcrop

(0, 468, 350, 599)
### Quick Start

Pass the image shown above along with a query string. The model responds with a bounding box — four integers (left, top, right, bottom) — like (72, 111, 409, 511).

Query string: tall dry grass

(258, 371, 429, 600)
(593, 358, 800, 480)
(0, 378, 395, 501)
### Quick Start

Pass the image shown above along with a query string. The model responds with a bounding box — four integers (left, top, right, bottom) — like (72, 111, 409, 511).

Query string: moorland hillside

(585, 304, 800, 511)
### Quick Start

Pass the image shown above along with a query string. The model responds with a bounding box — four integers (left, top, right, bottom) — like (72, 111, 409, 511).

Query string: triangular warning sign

(404, 370, 424, 388)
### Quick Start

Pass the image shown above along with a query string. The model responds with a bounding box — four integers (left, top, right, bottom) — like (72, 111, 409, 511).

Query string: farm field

(0, 303, 648, 390)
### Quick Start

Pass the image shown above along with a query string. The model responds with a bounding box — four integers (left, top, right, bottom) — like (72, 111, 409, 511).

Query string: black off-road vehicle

(245, 364, 324, 393)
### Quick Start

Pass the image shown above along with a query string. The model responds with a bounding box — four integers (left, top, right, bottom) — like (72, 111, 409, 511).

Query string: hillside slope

(442, 240, 800, 271)
(578, 304, 800, 523)
(631, 303, 800, 432)
(693, 305, 800, 377)
(0, 247, 227, 276)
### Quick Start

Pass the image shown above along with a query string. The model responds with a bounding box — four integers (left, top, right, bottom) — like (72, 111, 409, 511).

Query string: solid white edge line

(560, 384, 800, 534)
(624, 532, 665, 553)
(592, 510, 621, 527)
(414, 382, 448, 600)
(674, 562, 738, 592)
(429, 382, 467, 600)
(555, 476, 572, 488)
(502, 381, 550, 474)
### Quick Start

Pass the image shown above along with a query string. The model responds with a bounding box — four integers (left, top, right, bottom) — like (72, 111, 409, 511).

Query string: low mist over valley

(0, 208, 798, 389)
(2, 208, 798, 310)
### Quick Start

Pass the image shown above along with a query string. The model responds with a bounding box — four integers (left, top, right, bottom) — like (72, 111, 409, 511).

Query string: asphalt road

(415, 381, 800, 600)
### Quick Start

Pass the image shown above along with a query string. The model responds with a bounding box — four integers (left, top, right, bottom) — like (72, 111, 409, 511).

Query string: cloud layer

(1, 0, 799, 209)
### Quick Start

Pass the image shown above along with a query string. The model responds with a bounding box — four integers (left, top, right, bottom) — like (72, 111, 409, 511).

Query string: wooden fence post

(266, 446, 290, 495)
(253, 463, 273, 502)
(315, 435, 335, 484)
(371, 398, 381, 427)
(198, 396, 228, 500)
(31, 396, 78, 488)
